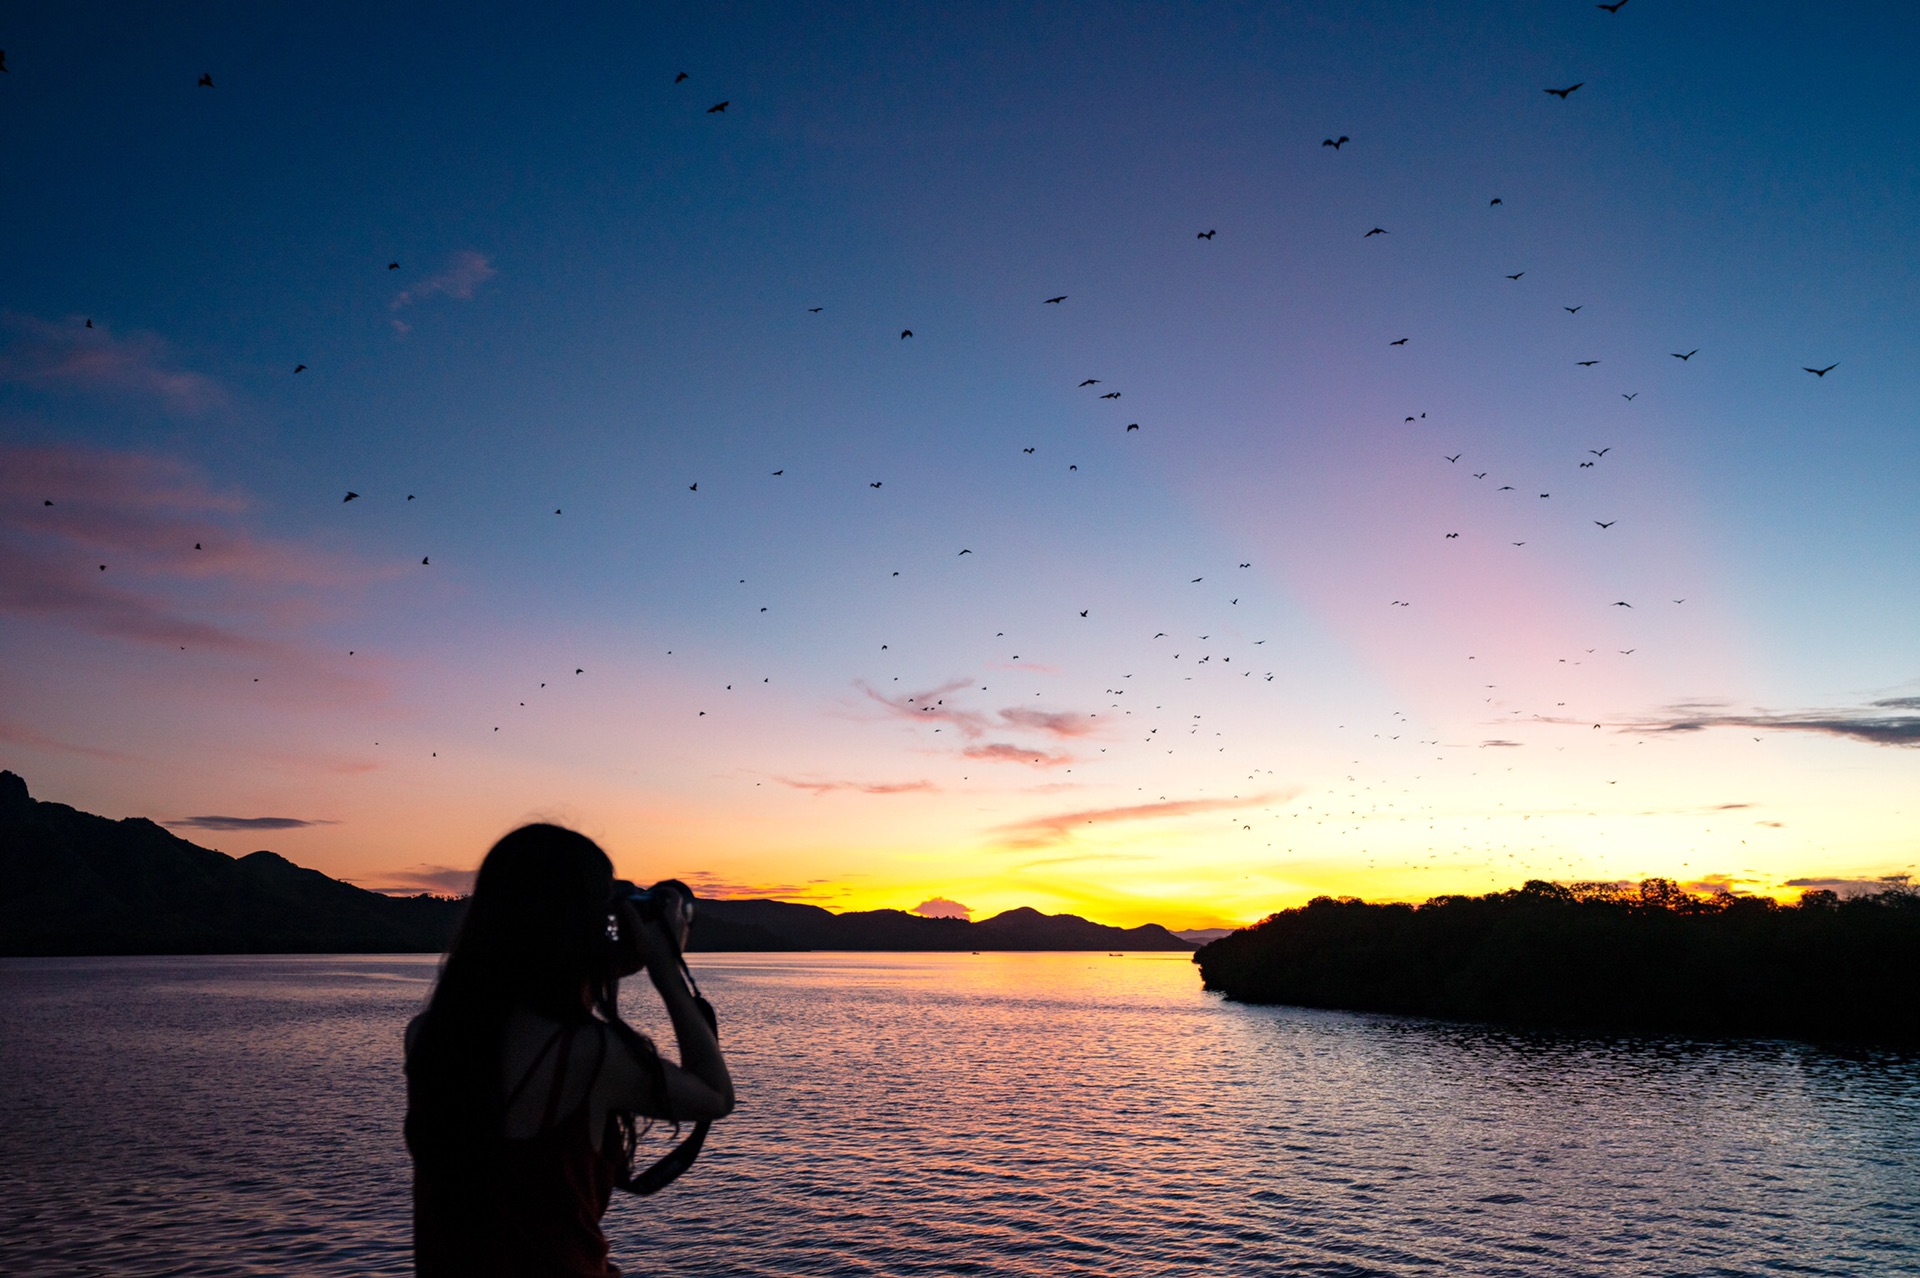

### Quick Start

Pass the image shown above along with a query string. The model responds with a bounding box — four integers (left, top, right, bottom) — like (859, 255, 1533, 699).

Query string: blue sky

(2, 1, 1916, 925)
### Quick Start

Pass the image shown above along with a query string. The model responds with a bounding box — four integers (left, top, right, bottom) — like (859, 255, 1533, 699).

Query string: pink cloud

(997, 707, 1097, 738)
(859, 680, 1102, 749)
(0, 444, 395, 690)
(0, 716, 145, 763)
(913, 897, 970, 919)
(778, 777, 938, 795)
(0, 314, 227, 415)
(992, 791, 1295, 848)
(673, 871, 850, 903)
(962, 742, 1076, 768)
(392, 251, 497, 310)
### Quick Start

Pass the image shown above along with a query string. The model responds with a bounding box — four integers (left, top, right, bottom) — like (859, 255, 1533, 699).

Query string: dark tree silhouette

(1195, 878, 1920, 1045)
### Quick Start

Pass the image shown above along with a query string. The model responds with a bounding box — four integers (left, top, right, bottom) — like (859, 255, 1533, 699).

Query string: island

(1194, 880, 1920, 1046)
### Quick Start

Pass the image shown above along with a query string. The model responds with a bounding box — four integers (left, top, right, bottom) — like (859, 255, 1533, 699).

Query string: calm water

(1, 953, 1916, 1277)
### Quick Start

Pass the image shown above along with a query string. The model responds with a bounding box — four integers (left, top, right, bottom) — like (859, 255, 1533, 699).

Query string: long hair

(405, 823, 650, 1167)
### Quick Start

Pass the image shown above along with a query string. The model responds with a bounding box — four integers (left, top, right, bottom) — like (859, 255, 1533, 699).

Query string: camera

(616, 879, 696, 928)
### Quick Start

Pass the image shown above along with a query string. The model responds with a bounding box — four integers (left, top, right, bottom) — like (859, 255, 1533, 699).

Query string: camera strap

(621, 948, 718, 1197)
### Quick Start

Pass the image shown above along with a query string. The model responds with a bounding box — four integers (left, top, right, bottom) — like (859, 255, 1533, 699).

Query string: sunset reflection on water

(2, 952, 1915, 1276)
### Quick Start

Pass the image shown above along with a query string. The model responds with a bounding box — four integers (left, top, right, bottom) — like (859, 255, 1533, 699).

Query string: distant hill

(0, 772, 1194, 955)
(0, 770, 463, 955)
(1195, 880, 1920, 1046)
(689, 899, 1195, 952)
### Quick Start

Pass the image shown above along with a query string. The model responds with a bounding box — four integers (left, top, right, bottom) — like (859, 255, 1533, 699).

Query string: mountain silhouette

(0, 770, 460, 955)
(0, 772, 1194, 955)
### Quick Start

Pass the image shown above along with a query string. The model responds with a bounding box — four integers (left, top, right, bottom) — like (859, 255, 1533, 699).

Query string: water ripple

(2, 953, 1916, 1277)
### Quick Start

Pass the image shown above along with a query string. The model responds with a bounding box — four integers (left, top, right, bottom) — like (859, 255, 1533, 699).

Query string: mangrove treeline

(1193, 879, 1920, 1045)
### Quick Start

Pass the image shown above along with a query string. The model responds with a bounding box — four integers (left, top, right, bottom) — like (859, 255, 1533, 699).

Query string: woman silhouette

(405, 824, 734, 1277)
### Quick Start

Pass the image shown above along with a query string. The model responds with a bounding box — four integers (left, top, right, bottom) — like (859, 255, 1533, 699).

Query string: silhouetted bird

(1322, 136, 1349, 149)
(1474, 472, 1487, 478)
(343, 492, 359, 502)
(1506, 272, 1524, 279)
(198, 73, 214, 87)
(1590, 448, 1610, 456)
(1364, 227, 1388, 237)
(1126, 423, 1139, 432)
(1390, 338, 1409, 346)
(1566, 306, 1582, 314)
(1490, 198, 1503, 205)
(1197, 229, 1216, 239)
(1595, 521, 1615, 529)
(294, 364, 307, 373)
(1079, 379, 1100, 386)
(1622, 392, 1637, 400)
(1079, 610, 1088, 617)
(421, 557, 429, 565)
(1100, 392, 1120, 399)
(1445, 454, 1461, 462)
(1446, 533, 1459, 539)
(1023, 447, 1035, 454)
(675, 72, 689, 83)
(1612, 601, 1632, 607)
(958, 549, 972, 555)
(1545, 83, 1583, 98)
(1803, 363, 1838, 377)
(388, 262, 400, 270)
(689, 483, 698, 491)
(43, 499, 51, 506)
(1672, 349, 1698, 360)
(869, 481, 882, 488)
(900, 330, 912, 339)
(1577, 360, 1599, 366)
(0, 50, 9, 72)
(86, 319, 93, 327)
(1044, 296, 1067, 304)
(1597, 0, 1628, 11)
(772, 469, 783, 475)
(707, 101, 728, 113)
(808, 307, 822, 312)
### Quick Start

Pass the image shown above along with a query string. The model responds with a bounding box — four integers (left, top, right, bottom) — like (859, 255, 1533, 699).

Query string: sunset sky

(3, 2, 1915, 929)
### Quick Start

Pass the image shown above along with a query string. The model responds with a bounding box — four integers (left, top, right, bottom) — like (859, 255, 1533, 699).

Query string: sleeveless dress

(412, 1024, 624, 1278)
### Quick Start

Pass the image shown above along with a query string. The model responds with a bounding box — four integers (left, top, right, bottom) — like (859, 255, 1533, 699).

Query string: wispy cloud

(674, 871, 850, 903)
(166, 815, 337, 832)
(963, 742, 1075, 767)
(356, 864, 476, 896)
(1480, 739, 1522, 748)
(993, 791, 1294, 849)
(998, 707, 1097, 738)
(1618, 700, 1920, 747)
(778, 777, 938, 795)
(0, 716, 145, 763)
(0, 444, 394, 670)
(391, 251, 496, 311)
(0, 314, 227, 415)
(858, 680, 1100, 766)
